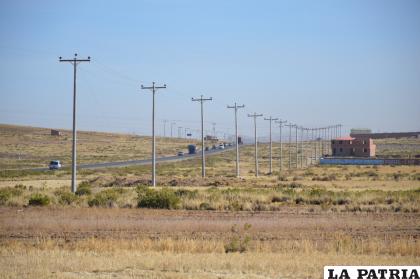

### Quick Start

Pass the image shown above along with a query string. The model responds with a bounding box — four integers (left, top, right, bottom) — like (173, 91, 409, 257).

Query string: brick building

(331, 136, 376, 157)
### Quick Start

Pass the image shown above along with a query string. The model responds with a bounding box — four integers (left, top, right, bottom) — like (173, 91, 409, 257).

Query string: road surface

(25, 145, 236, 172)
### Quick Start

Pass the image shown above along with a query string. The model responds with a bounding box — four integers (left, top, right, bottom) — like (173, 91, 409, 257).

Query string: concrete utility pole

(295, 125, 299, 168)
(141, 82, 167, 187)
(192, 95, 213, 177)
(264, 116, 278, 174)
(321, 127, 325, 158)
(299, 127, 303, 168)
(212, 123, 216, 138)
(311, 128, 315, 165)
(171, 122, 176, 138)
(285, 123, 294, 170)
(163, 120, 168, 137)
(275, 120, 287, 172)
(59, 53, 90, 193)
(305, 128, 310, 167)
(227, 103, 245, 177)
(248, 113, 263, 177)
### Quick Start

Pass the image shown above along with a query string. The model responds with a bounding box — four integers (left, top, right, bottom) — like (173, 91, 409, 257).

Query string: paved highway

(26, 145, 236, 172)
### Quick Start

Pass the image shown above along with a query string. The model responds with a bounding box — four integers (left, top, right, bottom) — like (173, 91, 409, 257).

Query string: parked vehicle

(49, 160, 62, 170)
(188, 144, 196, 154)
(177, 151, 184, 156)
(218, 144, 225, 150)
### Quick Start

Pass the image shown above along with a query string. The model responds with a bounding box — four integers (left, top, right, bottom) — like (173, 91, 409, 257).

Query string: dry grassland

(0, 125, 419, 278)
(0, 124, 198, 169)
(0, 208, 419, 278)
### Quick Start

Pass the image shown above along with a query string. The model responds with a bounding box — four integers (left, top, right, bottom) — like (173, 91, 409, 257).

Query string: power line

(141, 82, 167, 187)
(192, 95, 213, 178)
(59, 53, 91, 193)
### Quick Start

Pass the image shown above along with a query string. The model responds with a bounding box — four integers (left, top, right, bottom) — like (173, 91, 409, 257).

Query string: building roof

(334, 136, 355, 141)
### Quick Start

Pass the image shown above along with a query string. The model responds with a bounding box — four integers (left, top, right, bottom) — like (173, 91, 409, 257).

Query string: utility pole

(295, 125, 299, 168)
(212, 123, 216, 138)
(171, 122, 176, 138)
(285, 123, 294, 170)
(248, 113, 263, 177)
(305, 128, 310, 167)
(178, 126, 182, 138)
(264, 116, 278, 174)
(300, 127, 305, 168)
(59, 53, 90, 193)
(227, 103, 245, 177)
(192, 95, 213, 177)
(314, 128, 318, 164)
(141, 82, 167, 187)
(162, 120, 168, 137)
(311, 128, 315, 165)
(275, 120, 287, 172)
(321, 127, 325, 158)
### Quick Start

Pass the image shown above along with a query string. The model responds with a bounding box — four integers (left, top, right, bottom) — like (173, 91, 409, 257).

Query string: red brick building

(331, 136, 376, 157)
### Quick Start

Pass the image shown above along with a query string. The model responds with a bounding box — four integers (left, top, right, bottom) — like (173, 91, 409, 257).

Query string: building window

(349, 141, 352, 144)
(333, 148, 336, 155)
(339, 141, 343, 144)
(339, 148, 343, 152)
(363, 140, 366, 145)
(332, 140, 335, 144)
(363, 148, 368, 153)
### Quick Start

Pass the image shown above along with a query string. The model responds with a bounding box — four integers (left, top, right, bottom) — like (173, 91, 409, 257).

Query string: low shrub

(137, 188, 180, 209)
(75, 181, 92, 196)
(199, 202, 213, 210)
(28, 193, 50, 206)
(88, 189, 119, 207)
(0, 187, 23, 205)
(55, 190, 78, 205)
(271, 196, 288, 203)
(174, 189, 198, 199)
(278, 175, 288, 181)
(224, 224, 252, 253)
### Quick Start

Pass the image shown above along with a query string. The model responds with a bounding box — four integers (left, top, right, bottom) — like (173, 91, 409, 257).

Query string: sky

(0, 0, 419, 139)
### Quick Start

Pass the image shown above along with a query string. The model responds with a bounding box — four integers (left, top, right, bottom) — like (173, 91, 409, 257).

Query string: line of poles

(59, 53, 343, 191)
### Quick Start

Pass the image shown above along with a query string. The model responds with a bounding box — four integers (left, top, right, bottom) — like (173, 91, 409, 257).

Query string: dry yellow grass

(1, 239, 418, 279)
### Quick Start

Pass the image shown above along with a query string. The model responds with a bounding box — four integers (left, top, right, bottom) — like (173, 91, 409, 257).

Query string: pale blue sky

(1, 0, 419, 138)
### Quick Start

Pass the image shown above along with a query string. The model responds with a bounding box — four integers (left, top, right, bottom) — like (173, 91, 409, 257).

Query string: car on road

(49, 160, 62, 170)
(177, 151, 184, 156)
(218, 144, 225, 150)
(211, 145, 217, 150)
(205, 146, 210, 151)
